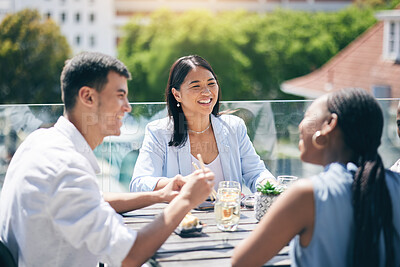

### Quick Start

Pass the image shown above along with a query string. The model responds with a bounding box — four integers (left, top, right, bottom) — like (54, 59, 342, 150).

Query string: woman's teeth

(198, 99, 211, 104)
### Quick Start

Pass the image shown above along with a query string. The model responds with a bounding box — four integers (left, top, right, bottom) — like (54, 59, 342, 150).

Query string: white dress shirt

(0, 116, 136, 267)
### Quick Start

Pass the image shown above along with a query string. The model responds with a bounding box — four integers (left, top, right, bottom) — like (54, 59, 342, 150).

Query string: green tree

(119, 6, 377, 102)
(119, 9, 252, 102)
(0, 9, 71, 104)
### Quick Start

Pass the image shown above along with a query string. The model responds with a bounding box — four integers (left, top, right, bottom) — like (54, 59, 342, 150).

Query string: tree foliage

(0, 9, 71, 104)
(119, 5, 376, 102)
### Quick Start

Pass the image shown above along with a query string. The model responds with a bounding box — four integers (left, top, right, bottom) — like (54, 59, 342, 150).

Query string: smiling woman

(129, 55, 275, 193)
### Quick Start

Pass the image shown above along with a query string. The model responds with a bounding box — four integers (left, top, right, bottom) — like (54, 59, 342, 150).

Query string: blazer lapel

(177, 137, 192, 176)
(212, 115, 232, 181)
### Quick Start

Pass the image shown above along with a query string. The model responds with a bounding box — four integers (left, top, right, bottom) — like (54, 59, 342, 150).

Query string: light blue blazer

(129, 114, 275, 192)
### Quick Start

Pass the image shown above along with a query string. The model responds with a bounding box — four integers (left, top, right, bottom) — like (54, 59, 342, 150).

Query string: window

(90, 35, 96, 47)
(45, 12, 51, 19)
(398, 23, 400, 54)
(389, 22, 395, 53)
(75, 13, 80, 23)
(384, 20, 400, 60)
(376, 11, 400, 61)
(89, 13, 95, 23)
(60, 12, 66, 23)
(75, 35, 81, 46)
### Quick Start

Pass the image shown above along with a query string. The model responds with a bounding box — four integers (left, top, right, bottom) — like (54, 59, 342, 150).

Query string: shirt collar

(54, 116, 101, 174)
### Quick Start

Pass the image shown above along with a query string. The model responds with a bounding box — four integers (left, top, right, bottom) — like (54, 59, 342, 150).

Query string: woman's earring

(312, 130, 327, 149)
(177, 102, 180, 107)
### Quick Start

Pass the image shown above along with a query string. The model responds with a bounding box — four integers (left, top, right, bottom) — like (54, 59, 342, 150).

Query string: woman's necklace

(188, 123, 211, 134)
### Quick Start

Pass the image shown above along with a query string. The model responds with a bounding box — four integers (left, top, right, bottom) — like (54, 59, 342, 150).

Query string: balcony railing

(1, 99, 399, 195)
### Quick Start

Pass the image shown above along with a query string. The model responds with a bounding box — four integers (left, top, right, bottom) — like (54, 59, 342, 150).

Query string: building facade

(0, 0, 115, 56)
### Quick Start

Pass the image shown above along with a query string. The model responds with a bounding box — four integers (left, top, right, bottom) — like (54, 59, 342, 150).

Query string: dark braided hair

(327, 88, 394, 267)
(165, 55, 221, 147)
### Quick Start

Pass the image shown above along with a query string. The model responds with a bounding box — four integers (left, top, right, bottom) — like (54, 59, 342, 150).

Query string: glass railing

(1, 99, 399, 195)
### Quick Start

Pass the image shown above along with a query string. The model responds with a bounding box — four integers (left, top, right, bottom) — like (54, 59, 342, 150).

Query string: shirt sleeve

(130, 123, 166, 192)
(47, 163, 137, 266)
(236, 118, 275, 192)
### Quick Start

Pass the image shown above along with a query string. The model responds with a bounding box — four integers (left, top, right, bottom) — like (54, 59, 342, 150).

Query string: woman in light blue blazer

(129, 55, 275, 193)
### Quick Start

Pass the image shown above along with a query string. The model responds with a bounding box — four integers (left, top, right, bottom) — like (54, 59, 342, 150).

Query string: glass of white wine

(214, 181, 241, 231)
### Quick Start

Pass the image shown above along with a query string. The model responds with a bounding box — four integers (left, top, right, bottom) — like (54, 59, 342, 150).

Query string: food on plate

(179, 212, 200, 229)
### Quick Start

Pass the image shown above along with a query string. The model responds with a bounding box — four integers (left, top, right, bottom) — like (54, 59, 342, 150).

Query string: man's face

(95, 71, 131, 138)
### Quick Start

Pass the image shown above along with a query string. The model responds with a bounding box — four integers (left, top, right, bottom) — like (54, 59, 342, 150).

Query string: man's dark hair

(60, 52, 131, 111)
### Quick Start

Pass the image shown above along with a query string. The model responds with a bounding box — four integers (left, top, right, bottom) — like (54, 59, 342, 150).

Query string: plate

(194, 201, 214, 211)
(174, 223, 204, 237)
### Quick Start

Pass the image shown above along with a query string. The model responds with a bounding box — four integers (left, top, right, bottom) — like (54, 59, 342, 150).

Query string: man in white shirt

(0, 52, 215, 266)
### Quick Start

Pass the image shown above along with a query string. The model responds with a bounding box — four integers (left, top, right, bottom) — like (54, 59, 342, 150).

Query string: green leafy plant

(257, 181, 282, 195)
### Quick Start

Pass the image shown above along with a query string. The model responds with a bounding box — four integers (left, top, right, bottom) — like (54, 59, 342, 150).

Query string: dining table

(122, 202, 291, 267)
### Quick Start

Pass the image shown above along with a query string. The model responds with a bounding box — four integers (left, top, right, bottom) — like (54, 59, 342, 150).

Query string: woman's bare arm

(232, 179, 315, 267)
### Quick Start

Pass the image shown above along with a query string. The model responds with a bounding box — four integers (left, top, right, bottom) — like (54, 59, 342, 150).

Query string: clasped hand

(159, 169, 215, 205)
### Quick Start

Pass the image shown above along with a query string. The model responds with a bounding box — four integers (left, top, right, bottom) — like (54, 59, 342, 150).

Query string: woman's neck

(186, 113, 211, 133)
(322, 141, 356, 167)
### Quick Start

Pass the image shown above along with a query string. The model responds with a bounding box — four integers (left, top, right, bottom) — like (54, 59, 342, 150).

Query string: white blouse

(191, 154, 225, 190)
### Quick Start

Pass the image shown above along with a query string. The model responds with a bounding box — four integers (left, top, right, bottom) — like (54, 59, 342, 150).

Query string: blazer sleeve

(129, 123, 167, 192)
(236, 118, 275, 192)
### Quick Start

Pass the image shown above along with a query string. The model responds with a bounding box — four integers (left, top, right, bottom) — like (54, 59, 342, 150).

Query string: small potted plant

(255, 181, 282, 221)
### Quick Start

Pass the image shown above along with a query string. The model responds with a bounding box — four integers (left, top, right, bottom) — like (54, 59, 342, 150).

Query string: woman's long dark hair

(327, 88, 394, 267)
(165, 55, 221, 147)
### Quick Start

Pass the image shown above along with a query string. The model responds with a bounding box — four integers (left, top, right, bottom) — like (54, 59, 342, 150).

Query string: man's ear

(171, 88, 181, 102)
(78, 86, 96, 107)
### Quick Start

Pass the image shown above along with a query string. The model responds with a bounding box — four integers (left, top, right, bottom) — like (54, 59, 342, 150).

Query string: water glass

(277, 175, 298, 190)
(214, 181, 241, 231)
(217, 181, 241, 194)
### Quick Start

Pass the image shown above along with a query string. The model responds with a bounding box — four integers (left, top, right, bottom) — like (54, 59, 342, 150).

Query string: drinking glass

(277, 175, 298, 190)
(214, 181, 241, 231)
(217, 181, 241, 194)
